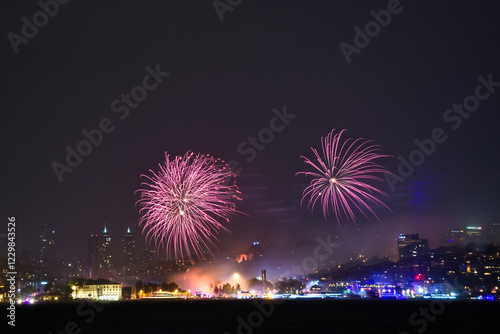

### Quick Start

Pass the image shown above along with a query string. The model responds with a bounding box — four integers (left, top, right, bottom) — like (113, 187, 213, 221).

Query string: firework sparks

(297, 129, 391, 223)
(137, 151, 242, 260)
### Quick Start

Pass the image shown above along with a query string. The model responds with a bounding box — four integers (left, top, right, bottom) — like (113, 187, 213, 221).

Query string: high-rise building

(449, 230, 466, 246)
(122, 226, 136, 274)
(466, 226, 482, 242)
(40, 225, 55, 267)
(487, 222, 500, 245)
(143, 246, 157, 264)
(397, 233, 429, 260)
(99, 224, 112, 273)
(87, 234, 99, 278)
(261, 269, 267, 293)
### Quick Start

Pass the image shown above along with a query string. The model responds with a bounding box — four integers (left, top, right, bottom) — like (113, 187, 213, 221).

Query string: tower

(262, 269, 267, 293)
(465, 226, 482, 242)
(397, 233, 429, 260)
(143, 246, 157, 264)
(99, 224, 112, 273)
(87, 234, 99, 278)
(40, 225, 55, 267)
(122, 226, 136, 274)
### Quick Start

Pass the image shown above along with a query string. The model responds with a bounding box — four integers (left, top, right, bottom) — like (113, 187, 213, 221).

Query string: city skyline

(29, 219, 500, 266)
(7, 219, 500, 297)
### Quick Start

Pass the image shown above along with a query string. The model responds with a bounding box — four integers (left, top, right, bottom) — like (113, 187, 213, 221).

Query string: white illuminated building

(72, 279, 122, 301)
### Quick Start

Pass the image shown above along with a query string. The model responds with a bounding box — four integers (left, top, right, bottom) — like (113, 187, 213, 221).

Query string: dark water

(10, 299, 500, 334)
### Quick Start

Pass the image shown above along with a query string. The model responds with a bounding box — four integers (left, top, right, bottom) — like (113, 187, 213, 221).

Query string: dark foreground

(10, 299, 500, 334)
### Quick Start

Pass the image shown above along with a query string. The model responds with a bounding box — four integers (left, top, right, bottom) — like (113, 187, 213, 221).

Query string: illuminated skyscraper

(487, 222, 500, 245)
(87, 234, 99, 278)
(466, 226, 482, 242)
(397, 233, 429, 260)
(449, 230, 466, 246)
(99, 224, 112, 273)
(143, 246, 157, 264)
(122, 226, 136, 274)
(40, 225, 55, 267)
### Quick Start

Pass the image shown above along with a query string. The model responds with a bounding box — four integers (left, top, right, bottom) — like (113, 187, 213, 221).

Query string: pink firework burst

(137, 151, 242, 260)
(297, 129, 391, 223)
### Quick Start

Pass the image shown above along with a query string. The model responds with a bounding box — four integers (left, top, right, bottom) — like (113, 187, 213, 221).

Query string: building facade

(122, 226, 136, 274)
(87, 234, 99, 278)
(398, 233, 429, 260)
(72, 279, 122, 301)
(99, 225, 112, 273)
(40, 225, 55, 268)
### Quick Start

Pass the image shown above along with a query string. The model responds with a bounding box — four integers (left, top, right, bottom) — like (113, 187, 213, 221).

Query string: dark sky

(2, 0, 500, 259)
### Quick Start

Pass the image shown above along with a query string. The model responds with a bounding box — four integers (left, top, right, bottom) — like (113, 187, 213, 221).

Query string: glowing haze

(298, 129, 392, 223)
(171, 264, 250, 294)
(137, 151, 243, 260)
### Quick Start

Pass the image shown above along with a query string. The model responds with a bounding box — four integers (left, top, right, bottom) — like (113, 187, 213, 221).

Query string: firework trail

(297, 129, 391, 223)
(137, 151, 242, 260)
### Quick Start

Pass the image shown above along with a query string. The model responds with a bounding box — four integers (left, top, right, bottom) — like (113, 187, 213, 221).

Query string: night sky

(2, 0, 500, 258)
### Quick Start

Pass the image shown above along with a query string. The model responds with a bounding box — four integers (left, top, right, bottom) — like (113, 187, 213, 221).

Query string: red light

(415, 275, 421, 280)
